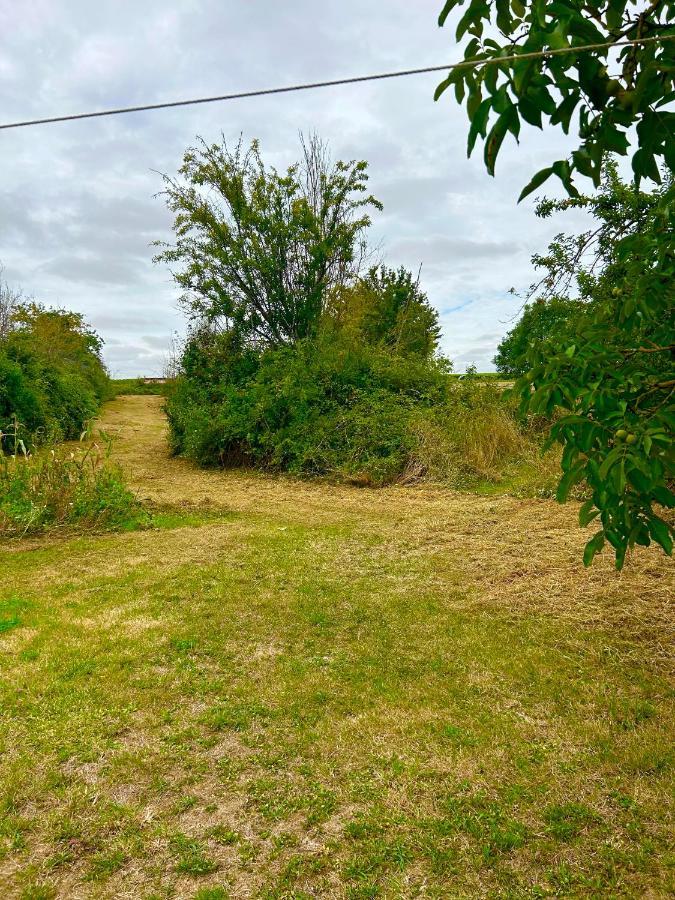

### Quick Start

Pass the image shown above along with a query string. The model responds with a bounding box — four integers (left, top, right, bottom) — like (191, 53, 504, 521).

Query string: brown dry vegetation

(0, 395, 673, 899)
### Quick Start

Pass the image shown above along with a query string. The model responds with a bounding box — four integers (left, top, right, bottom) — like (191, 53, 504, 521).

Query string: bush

(166, 335, 543, 487)
(0, 439, 142, 536)
(0, 302, 110, 447)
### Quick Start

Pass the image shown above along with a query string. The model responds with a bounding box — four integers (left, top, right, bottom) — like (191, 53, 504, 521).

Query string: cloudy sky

(1, 0, 593, 375)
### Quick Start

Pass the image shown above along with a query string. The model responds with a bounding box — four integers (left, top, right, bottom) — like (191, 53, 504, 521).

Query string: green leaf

(556, 463, 585, 503)
(467, 85, 484, 120)
(578, 498, 599, 527)
(550, 93, 579, 134)
(583, 530, 605, 567)
(519, 96, 543, 128)
(653, 486, 675, 508)
(467, 98, 493, 156)
(495, 0, 512, 34)
(649, 518, 674, 556)
(599, 446, 622, 481)
(434, 66, 467, 102)
(551, 159, 579, 197)
(438, 1, 455, 27)
(518, 166, 553, 202)
(632, 148, 661, 184)
(484, 114, 510, 176)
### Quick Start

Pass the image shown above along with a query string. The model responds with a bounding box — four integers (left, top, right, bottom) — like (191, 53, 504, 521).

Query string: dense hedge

(0, 305, 110, 446)
(166, 332, 534, 486)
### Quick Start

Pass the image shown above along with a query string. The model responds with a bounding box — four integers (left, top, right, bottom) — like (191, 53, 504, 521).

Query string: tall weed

(0, 433, 141, 537)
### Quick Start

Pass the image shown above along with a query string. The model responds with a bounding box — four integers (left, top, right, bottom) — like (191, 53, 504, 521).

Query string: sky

(1, 0, 594, 375)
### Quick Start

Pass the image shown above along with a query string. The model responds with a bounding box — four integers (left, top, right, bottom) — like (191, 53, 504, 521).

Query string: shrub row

(166, 335, 543, 487)
(0, 305, 110, 447)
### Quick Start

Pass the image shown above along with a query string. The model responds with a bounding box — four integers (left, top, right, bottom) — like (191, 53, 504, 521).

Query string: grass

(109, 378, 169, 397)
(0, 439, 143, 538)
(0, 395, 672, 898)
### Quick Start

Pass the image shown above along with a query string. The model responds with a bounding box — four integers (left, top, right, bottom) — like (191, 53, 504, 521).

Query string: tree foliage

(0, 268, 22, 341)
(513, 165, 674, 567)
(326, 266, 442, 358)
(167, 331, 454, 484)
(0, 299, 109, 443)
(494, 296, 584, 376)
(435, 0, 675, 196)
(167, 260, 448, 484)
(434, 0, 674, 567)
(155, 134, 381, 348)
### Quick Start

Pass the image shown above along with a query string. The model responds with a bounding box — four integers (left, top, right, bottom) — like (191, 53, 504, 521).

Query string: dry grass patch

(0, 395, 672, 898)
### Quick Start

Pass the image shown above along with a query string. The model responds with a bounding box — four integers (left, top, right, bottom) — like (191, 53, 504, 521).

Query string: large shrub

(166, 331, 539, 487)
(160, 134, 550, 492)
(0, 301, 110, 446)
(167, 334, 451, 483)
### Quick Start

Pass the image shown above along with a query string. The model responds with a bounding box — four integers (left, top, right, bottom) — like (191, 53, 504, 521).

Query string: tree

(326, 266, 442, 358)
(10, 304, 104, 367)
(155, 135, 381, 348)
(494, 296, 584, 376)
(435, 0, 675, 196)
(1, 302, 109, 441)
(0, 267, 21, 341)
(434, 0, 674, 567)
(514, 165, 674, 567)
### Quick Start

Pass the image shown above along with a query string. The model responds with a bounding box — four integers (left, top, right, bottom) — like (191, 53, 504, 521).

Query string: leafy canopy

(326, 266, 442, 359)
(0, 298, 109, 443)
(514, 164, 674, 568)
(155, 134, 381, 348)
(435, 0, 675, 196)
(493, 296, 584, 376)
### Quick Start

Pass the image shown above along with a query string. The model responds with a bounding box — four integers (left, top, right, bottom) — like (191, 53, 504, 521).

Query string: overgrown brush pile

(0, 438, 140, 536)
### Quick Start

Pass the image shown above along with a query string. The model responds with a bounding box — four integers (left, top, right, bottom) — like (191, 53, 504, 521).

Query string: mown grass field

(1, 396, 673, 899)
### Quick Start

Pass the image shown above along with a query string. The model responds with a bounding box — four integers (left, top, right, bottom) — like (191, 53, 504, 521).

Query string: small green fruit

(615, 429, 627, 441)
(625, 433, 637, 445)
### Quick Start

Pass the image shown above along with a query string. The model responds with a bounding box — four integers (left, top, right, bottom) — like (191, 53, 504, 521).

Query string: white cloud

(0, 0, 598, 374)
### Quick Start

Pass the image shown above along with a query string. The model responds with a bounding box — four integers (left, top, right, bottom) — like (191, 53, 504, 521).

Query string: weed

(86, 849, 127, 880)
(170, 834, 218, 875)
(543, 803, 600, 841)
(194, 888, 229, 900)
(0, 437, 142, 536)
(209, 826, 239, 846)
(19, 885, 56, 900)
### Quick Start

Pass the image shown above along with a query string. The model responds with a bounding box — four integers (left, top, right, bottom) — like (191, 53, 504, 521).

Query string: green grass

(0, 502, 672, 898)
(109, 378, 169, 397)
(0, 443, 144, 537)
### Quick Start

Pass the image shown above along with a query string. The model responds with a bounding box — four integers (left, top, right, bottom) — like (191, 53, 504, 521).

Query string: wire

(0, 34, 672, 131)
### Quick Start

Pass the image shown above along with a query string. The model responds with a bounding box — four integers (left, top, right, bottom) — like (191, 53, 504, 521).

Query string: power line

(0, 34, 672, 132)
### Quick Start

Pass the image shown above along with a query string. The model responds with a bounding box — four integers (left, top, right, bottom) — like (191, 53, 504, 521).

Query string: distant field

(448, 372, 502, 379)
(0, 395, 672, 898)
(109, 378, 169, 396)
